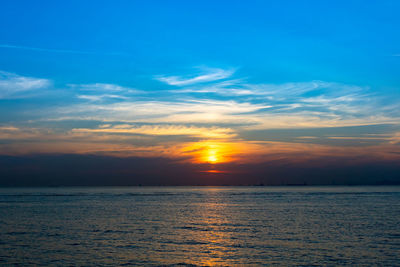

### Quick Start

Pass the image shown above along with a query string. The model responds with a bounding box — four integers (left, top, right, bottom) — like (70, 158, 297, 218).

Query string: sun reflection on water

(182, 188, 236, 266)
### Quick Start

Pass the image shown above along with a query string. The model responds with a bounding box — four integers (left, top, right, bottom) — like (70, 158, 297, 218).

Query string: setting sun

(201, 143, 223, 164)
(180, 140, 270, 164)
(207, 149, 218, 163)
(181, 141, 241, 164)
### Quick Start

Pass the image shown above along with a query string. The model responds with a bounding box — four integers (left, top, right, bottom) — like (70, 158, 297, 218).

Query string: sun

(181, 141, 241, 164)
(207, 150, 218, 163)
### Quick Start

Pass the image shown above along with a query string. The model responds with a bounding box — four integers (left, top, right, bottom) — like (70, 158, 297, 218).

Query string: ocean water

(0, 186, 399, 266)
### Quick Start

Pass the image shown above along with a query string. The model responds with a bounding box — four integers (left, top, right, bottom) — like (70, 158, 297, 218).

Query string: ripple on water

(0, 186, 399, 265)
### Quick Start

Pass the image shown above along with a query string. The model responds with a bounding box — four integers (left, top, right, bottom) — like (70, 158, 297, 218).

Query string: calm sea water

(0, 186, 399, 266)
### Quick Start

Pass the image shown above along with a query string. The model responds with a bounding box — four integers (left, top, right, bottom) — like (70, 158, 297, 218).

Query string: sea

(0, 186, 399, 266)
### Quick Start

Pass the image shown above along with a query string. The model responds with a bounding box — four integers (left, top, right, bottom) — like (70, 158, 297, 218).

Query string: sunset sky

(0, 1, 399, 185)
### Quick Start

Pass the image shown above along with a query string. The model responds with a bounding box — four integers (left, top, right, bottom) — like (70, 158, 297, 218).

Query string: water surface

(1, 186, 399, 266)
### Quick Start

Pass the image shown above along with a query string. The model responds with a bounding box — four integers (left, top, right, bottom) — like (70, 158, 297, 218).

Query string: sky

(0, 0, 399, 185)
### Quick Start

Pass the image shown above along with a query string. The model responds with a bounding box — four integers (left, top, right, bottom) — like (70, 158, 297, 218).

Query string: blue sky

(0, 0, 399, 165)
(1, 0, 400, 87)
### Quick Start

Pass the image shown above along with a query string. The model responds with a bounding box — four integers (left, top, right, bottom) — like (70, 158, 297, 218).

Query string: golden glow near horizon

(181, 140, 252, 164)
(1, 126, 400, 165)
(182, 141, 228, 164)
(206, 146, 218, 164)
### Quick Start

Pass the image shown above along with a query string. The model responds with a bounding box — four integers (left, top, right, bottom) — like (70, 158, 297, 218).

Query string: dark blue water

(1, 186, 399, 266)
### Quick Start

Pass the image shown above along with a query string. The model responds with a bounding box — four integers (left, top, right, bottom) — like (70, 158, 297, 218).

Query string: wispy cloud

(45, 75, 398, 130)
(76, 94, 130, 101)
(6, 65, 393, 133)
(156, 67, 234, 86)
(0, 44, 125, 56)
(69, 83, 140, 92)
(0, 71, 51, 98)
(2, 68, 400, 161)
(179, 79, 363, 97)
(72, 124, 236, 139)
(70, 83, 144, 102)
(55, 99, 269, 125)
(162, 77, 397, 129)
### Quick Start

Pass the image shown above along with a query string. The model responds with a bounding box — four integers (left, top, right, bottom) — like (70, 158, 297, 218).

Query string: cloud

(76, 94, 129, 101)
(15, 70, 394, 133)
(55, 99, 269, 125)
(72, 124, 236, 139)
(0, 126, 53, 140)
(156, 67, 234, 86)
(45, 77, 398, 130)
(1, 127, 399, 164)
(2, 68, 400, 163)
(70, 83, 144, 102)
(164, 78, 398, 129)
(0, 44, 125, 56)
(0, 71, 51, 98)
(1, 124, 399, 167)
(178, 79, 363, 98)
(389, 132, 400, 144)
(69, 83, 141, 93)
